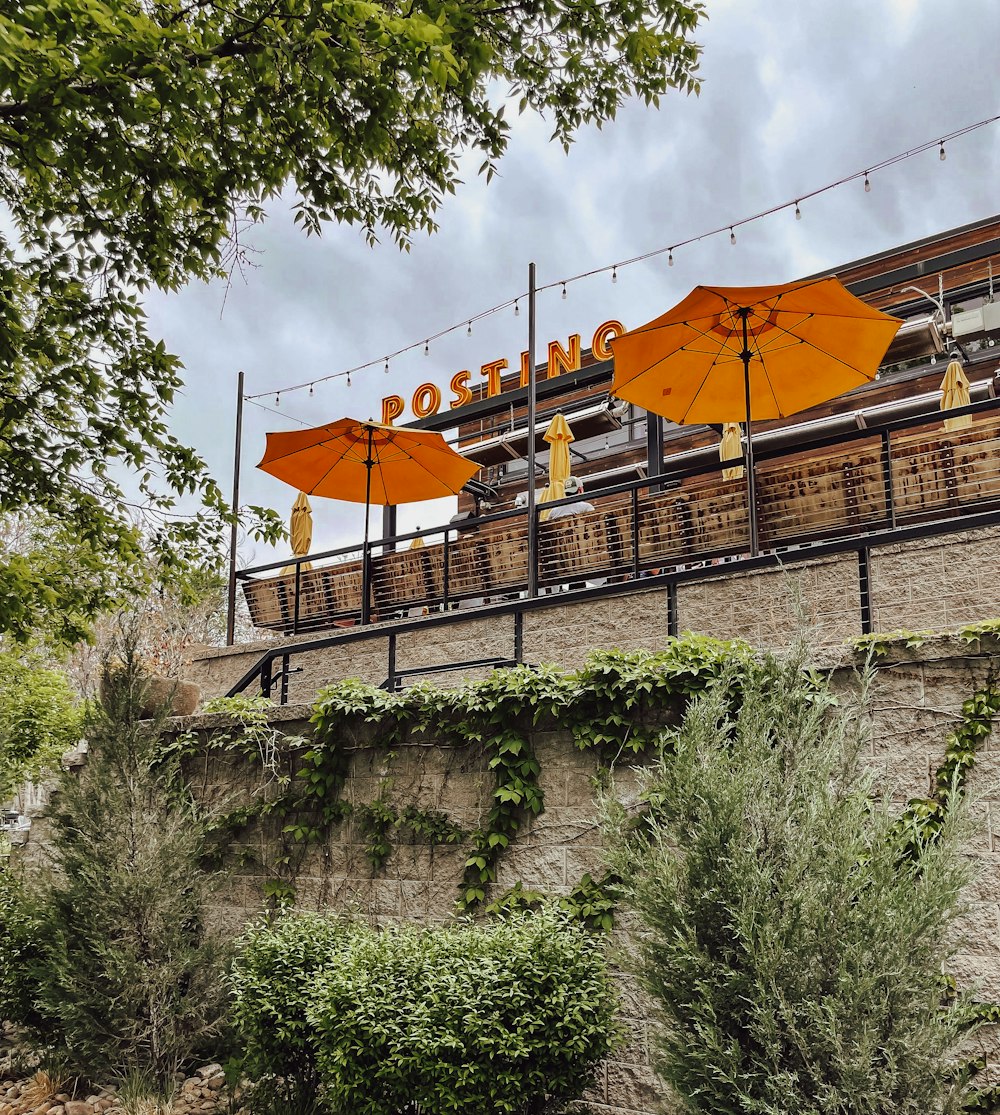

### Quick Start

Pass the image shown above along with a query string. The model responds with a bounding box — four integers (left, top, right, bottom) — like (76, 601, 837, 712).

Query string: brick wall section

(21, 640, 970, 1113)
(192, 523, 1000, 701)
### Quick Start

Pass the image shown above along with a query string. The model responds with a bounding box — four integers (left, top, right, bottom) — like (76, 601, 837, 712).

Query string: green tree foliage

(0, 0, 704, 640)
(14, 650, 228, 1083)
(0, 645, 83, 802)
(607, 652, 977, 1115)
(231, 908, 618, 1114)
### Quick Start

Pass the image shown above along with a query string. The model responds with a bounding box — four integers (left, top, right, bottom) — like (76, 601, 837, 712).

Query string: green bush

(0, 867, 49, 1031)
(607, 650, 977, 1115)
(229, 912, 364, 1088)
(231, 908, 618, 1114)
(20, 649, 229, 1084)
(0, 647, 83, 802)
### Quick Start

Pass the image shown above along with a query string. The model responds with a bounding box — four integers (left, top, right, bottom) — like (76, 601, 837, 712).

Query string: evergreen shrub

(19, 649, 229, 1083)
(607, 650, 977, 1115)
(231, 908, 618, 1114)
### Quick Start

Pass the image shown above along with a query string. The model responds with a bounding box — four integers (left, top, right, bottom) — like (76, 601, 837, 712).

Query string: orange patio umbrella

(610, 277, 901, 552)
(258, 418, 479, 590)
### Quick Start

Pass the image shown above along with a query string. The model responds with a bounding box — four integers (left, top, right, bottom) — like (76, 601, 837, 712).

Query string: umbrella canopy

(720, 422, 744, 481)
(610, 278, 901, 553)
(940, 359, 972, 432)
(539, 413, 574, 523)
(282, 490, 313, 574)
(609, 277, 901, 423)
(258, 418, 479, 506)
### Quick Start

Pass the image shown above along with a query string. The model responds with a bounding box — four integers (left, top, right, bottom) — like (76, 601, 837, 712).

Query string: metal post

(362, 425, 374, 625)
(293, 560, 302, 635)
(881, 428, 897, 529)
(631, 486, 641, 577)
(740, 311, 759, 557)
(226, 370, 245, 645)
(858, 547, 873, 634)
(645, 411, 664, 490)
(382, 505, 397, 552)
(442, 529, 451, 610)
(667, 581, 678, 637)
(527, 262, 538, 598)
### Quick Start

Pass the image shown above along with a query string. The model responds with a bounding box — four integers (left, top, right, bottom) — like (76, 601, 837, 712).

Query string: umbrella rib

(746, 321, 783, 419)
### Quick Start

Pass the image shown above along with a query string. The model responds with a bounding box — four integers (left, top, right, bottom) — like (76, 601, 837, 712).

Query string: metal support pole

(881, 428, 897, 529)
(858, 547, 873, 634)
(226, 370, 245, 646)
(527, 263, 539, 598)
(382, 505, 397, 552)
(667, 581, 678, 638)
(740, 311, 759, 557)
(362, 425, 373, 625)
(645, 411, 664, 490)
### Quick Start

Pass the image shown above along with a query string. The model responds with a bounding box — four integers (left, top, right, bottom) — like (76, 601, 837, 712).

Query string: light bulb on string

(864, 172, 871, 193)
(611, 266, 618, 284)
(384, 358, 389, 374)
(939, 141, 946, 161)
(668, 249, 674, 267)
(730, 227, 736, 245)
(514, 300, 520, 317)
(794, 202, 802, 221)
(467, 321, 472, 337)
(561, 282, 567, 300)
(346, 371, 352, 387)
(275, 393, 280, 406)
(309, 383, 314, 396)
(424, 340, 429, 356)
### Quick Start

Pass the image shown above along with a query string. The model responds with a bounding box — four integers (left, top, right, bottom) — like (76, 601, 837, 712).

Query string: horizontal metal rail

(226, 502, 1000, 702)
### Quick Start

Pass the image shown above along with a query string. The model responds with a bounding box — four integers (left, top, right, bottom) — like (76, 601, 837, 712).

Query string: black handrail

(238, 392, 1000, 587)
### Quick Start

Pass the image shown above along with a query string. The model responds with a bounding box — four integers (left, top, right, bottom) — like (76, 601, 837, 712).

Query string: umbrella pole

(362, 425, 373, 625)
(740, 311, 759, 557)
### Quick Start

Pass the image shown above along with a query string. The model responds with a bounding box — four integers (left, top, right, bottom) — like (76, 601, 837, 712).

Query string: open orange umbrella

(610, 277, 901, 552)
(258, 419, 479, 618)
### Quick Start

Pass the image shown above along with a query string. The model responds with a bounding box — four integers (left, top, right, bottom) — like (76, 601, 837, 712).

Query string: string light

(246, 111, 999, 406)
(794, 202, 802, 220)
(309, 383, 314, 396)
(384, 357, 389, 374)
(346, 371, 352, 387)
(275, 393, 280, 406)
(561, 282, 567, 300)
(467, 321, 472, 336)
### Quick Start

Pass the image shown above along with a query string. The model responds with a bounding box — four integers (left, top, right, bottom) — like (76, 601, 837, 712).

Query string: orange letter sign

(480, 358, 508, 398)
(450, 370, 474, 409)
(591, 320, 624, 362)
(381, 394, 405, 425)
(547, 334, 581, 378)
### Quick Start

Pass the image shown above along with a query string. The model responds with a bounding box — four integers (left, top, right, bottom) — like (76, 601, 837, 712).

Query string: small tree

(607, 651, 976, 1115)
(23, 644, 228, 1084)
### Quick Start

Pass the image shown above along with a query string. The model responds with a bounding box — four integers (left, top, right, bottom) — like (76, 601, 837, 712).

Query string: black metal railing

(237, 394, 1000, 641)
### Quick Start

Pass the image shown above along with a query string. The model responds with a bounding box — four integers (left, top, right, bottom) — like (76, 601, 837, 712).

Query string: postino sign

(381, 320, 625, 425)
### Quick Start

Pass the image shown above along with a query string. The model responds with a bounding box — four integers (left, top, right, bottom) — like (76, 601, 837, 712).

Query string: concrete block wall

(191, 524, 1000, 702)
(122, 640, 999, 1112)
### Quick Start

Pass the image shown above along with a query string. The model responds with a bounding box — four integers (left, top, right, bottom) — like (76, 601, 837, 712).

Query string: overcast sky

(143, 0, 1000, 567)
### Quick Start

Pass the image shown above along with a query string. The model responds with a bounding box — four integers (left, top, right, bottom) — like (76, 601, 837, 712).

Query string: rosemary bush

(607, 651, 977, 1115)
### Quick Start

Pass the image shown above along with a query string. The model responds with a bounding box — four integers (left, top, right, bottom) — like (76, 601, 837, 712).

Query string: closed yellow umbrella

(410, 534, 425, 549)
(941, 359, 972, 431)
(282, 490, 313, 573)
(720, 422, 744, 480)
(538, 413, 574, 522)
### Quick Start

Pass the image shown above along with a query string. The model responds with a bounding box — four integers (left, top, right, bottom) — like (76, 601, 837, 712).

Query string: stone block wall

(190, 523, 1000, 703)
(32, 639, 982, 1114)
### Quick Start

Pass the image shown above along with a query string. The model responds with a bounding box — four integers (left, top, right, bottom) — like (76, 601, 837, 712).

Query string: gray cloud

(144, 0, 1000, 559)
